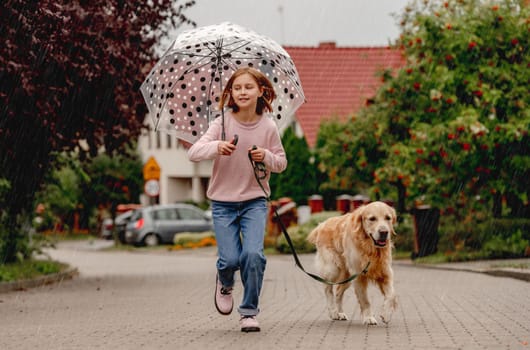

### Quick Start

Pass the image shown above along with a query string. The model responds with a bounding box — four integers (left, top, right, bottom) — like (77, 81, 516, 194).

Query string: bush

(172, 232, 216, 250)
(394, 213, 415, 252)
(437, 216, 530, 259)
(482, 230, 529, 259)
(276, 211, 341, 254)
(482, 219, 530, 241)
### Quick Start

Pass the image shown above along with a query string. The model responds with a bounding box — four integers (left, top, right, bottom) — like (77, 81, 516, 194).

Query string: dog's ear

(389, 206, 398, 236)
(350, 206, 365, 234)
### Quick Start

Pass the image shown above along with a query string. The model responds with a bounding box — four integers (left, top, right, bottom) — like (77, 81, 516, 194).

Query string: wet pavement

(0, 240, 529, 350)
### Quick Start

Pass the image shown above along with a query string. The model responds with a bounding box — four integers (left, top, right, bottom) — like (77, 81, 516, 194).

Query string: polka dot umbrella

(140, 22, 306, 143)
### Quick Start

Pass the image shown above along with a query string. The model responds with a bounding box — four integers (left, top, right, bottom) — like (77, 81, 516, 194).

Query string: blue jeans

(212, 197, 268, 317)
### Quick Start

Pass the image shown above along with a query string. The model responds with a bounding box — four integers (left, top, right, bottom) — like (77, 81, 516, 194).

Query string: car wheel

(143, 233, 159, 247)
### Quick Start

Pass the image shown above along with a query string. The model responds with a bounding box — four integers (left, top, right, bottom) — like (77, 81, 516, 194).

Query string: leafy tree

(270, 127, 317, 205)
(0, 0, 195, 263)
(35, 159, 84, 231)
(315, 116, 387, 208)
(317, 0, 530, 217)
(82, 148, 144, 232)
(35, 149, 143, 234)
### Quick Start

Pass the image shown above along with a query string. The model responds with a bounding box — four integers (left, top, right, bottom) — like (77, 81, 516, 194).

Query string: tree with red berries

(316, 0, 529, 217)
(0, 0, 195, 263)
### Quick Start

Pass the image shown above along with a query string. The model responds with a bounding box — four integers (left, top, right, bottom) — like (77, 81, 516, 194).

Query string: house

(284, 42, 404, 147)
(137, 43, 404, 205)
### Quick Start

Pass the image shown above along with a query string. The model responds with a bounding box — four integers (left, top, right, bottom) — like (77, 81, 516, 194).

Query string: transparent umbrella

(140, 22, 305, 143)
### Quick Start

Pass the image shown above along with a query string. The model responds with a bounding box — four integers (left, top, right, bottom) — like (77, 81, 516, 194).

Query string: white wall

(138, 122, 212, 205)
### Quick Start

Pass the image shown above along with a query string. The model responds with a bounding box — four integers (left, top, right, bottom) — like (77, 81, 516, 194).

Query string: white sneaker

(240, 316, 260, 332)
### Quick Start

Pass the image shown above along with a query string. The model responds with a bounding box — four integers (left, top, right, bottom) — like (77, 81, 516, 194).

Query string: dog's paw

(363, 316, 378, 325)
(336, 312, 348, 320)
(380, 312, 392, 324)
(329, 310, 348, 320)
(380, 296, 398, 324)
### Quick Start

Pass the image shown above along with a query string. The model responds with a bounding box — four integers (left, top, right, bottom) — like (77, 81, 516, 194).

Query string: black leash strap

(248, 150, 370, 285)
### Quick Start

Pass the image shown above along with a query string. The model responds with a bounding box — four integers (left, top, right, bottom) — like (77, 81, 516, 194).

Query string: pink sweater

(187, 112, 287, 202)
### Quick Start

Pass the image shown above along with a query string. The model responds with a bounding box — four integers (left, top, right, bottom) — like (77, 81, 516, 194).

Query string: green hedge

(438, 217, 530, 258)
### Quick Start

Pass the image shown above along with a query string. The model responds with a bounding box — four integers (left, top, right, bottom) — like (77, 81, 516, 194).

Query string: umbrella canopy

(140, 22, 305, 143)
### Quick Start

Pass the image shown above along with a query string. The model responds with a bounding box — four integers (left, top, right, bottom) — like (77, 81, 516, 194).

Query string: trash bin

(411, 205, 440, 259)
(351, 194, 370, 210)
(308, 195, 323, 213)
(267, 198, 297, 238)
(381, 198, 395, 208)
(336, 194, 353, 213)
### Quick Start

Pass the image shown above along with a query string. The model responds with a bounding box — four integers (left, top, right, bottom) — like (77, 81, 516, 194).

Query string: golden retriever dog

(306, 201, 398, 325)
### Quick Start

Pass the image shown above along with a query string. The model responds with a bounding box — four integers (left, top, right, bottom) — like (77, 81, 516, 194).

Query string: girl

(187, 67, 287, 332)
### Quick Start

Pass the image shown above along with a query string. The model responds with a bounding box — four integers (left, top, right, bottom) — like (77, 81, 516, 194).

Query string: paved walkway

(0, 240, 529, 350)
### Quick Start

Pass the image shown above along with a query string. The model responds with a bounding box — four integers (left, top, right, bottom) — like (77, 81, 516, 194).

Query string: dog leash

(248, 147, 370, 285)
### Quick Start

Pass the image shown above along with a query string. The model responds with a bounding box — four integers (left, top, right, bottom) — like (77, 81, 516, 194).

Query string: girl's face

(230, 73, 263, 112)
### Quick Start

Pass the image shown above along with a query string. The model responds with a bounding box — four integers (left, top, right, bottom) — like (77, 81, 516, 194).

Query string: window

(177, 207, 204, 220)
(153, 208, 178, 221)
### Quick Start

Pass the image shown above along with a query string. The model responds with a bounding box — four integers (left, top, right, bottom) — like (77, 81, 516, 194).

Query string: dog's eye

(385, 215, 392, 221)
(368, 216, 376, 222)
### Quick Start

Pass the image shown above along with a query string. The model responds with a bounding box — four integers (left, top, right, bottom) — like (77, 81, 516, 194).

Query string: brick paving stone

(0, 241, 528, 350)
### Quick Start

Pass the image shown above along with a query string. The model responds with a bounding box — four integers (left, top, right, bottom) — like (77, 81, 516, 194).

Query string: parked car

(125, 203, 213, 246)
(100, 210, 135, 243)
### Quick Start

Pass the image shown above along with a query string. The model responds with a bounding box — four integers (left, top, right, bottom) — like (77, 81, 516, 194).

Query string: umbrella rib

(154, 55, 220, 128)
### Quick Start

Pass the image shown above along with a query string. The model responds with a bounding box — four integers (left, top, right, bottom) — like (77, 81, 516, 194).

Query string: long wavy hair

(219, 67, 276, 115)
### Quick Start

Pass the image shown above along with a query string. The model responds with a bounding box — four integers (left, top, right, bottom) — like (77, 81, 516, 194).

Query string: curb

(0, 267, 79, 293)
(394, 260, 530, 283)
(483, 269, 530, 282)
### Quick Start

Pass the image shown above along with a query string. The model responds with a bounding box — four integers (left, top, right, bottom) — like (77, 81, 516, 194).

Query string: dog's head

(351, 201, 396, 248)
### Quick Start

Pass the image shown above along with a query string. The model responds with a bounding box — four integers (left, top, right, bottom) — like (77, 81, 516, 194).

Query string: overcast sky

(165, 0, 412, 49)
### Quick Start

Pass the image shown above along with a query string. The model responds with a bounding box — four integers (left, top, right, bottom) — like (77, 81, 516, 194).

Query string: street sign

(143, 156, 161, 180)
(144, 179, 160, 197)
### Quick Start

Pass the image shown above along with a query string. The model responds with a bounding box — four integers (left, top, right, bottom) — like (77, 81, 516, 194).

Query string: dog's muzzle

(370, 230, 389, 248)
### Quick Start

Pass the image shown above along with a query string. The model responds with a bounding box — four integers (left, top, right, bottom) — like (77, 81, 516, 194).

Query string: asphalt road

(1, 240, 529, 350)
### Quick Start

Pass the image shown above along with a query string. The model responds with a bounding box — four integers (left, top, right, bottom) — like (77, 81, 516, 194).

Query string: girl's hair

(219, 67, 276, 115)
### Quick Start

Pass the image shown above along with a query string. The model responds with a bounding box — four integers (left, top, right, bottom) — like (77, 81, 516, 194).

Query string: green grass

(393, 250, 413, 260)
(0, 260, 67, 283)
(46, 233, 98, 241)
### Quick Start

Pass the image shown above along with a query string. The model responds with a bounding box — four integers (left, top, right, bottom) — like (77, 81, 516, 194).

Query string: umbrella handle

(221, 107, 226, 141)
(216, 47, 226, 141)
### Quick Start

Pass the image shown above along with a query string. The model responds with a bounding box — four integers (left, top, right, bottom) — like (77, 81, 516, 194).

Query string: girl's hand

(218, 141, 236, 156)
(249, 146, 265, 162)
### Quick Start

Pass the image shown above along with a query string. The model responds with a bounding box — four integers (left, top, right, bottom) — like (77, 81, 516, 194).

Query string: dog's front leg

(354, 277, 377, 325)
(378, 269, 398, 324)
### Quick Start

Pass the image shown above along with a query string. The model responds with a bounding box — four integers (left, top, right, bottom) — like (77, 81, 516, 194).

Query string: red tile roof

(284, 42, 405, 147)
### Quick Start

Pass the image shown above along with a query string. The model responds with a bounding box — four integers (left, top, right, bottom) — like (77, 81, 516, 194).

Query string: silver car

(125, 204, 213, 246)
(101, 210, 135, 242)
